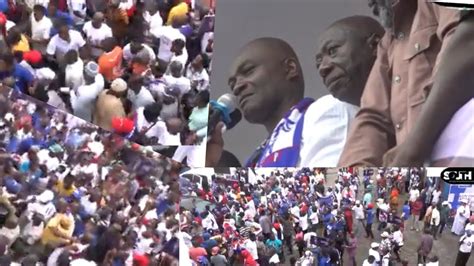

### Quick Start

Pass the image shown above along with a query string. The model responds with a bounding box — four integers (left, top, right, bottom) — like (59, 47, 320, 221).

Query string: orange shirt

(98, 46, 123, 81)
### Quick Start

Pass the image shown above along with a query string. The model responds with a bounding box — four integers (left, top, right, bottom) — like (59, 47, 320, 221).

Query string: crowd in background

(0, 86, 181, 265)
(0, 0, 213, 147)
(180, 167, 474, 266)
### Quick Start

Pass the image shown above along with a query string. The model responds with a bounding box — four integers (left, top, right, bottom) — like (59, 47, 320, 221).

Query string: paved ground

(281, 168, 460, 265)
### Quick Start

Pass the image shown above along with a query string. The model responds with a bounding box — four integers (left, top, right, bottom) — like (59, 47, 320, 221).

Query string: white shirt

(82, 21, 113, 57)
(299, 214, 309, 231)
(152, 25, 185, 62)
(170, 50, 189, 69)
(409, 189, 420, 202)
(146, 11, 163, 35)
(368, 248, 380, 263)
(123, 43, 156, 63)
(172, 145, 206, 167)
(243, 239, 258, 260)
(298, 95, 359, 166)
(309, 212, 319, 225)
(37, 149, 60, 171)
(22, 220, 44, 245)
(431, 208, 441, 226)
(65, 59, 84, 91)
(459, 234, 474, 253)
(392, 230, 404, 246)
(186, 65, 210, 92)
(163, 74, 191, 96)
(30, 14, 53, 41)
(432, 190, 442, 204)
(128, 87, 155, 110)
(201, 32, 214, 56)
(71, 74, 105, 122)
(362, 259, 377, 266)
(46, 30, 86, 58)
(68, 0, 87, 24)
(25, 0, 49, 9)
(352, 204, 365, 219)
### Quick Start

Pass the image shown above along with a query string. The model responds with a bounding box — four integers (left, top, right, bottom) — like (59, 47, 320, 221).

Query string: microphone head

(227, 109, 242, 130)
(216, 93, 238, 113)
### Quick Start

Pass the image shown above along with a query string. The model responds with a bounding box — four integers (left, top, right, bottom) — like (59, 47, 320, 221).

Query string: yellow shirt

(12, 34, 31, 53)
(55, 181, 76, 197)
(166, 2, 189, 25)
(41, 214, 74, 247)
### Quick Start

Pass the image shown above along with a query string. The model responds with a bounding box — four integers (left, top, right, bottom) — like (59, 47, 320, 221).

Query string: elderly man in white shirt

(70, 62, 105, 122)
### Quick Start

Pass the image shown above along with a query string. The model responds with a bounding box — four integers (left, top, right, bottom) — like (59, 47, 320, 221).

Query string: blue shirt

(0, 65, 34, 94)
(402, 204, 411, 220)
(366, 209, 375, 224)
(48, 11, 74, 36)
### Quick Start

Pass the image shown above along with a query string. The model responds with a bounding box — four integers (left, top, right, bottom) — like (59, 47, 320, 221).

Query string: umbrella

(181, 196, 215, 213)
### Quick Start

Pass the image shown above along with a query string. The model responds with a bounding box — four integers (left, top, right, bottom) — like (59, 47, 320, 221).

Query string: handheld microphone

(207, 93, 241, 136)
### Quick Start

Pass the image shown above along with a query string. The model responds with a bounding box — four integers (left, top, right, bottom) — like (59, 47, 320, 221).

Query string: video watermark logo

(441, 168, 474, 185)
(428, 0, 474, 9)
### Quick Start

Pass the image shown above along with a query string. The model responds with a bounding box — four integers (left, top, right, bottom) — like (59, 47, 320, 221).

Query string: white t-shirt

(409, 189, 420, 202)
(459, 234, 474, 253)
(352, 204, 365, 220)
(145, 11, 163, 35)
(299, 214, 309, 231)
(68, 0, 87, 24)
(30, 14, 53, 41)
(186, 65, 210, 92)
(71, 74, 105, 122)
(243, 239, 258, 260)
(128, 87, 156, 110)
(46, 30, 86, 63)
(170, 50, 189, 69)
(172, 145, 206, 167)
(309, 212, 319, 225)
(65, 59, 84, 91)
(163, 74, 191, 96)
(123, 43, 156, 63)
(432, 190, 442, 204)
(153, 25, 185, 62)
(82, 21, 113, 56)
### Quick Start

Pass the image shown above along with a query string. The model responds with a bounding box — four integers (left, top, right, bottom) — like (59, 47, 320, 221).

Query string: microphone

(207, 93, 241, 136)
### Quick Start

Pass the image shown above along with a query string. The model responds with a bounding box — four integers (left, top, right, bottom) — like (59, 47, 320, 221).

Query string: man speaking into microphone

(206, 37, 358, 167)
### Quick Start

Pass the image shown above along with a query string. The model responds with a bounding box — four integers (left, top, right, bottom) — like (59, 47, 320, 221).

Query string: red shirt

(189, 247, 207, 261)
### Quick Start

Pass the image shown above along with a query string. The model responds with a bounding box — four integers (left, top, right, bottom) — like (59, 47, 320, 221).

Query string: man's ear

(284, 57, 300, 81)
(367, 33, 381, 56)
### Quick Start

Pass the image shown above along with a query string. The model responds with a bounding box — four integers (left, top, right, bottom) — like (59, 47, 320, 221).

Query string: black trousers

(455, 251, 471, 266)
(365, 223, 374, 238)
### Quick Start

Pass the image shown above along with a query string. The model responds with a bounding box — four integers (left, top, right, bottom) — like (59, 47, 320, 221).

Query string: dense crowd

(179, 167, 474, 266)
(0, 0, 212, 147)
(0, 86, 181, 265)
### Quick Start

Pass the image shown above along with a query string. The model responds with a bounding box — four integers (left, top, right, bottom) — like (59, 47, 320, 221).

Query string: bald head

(229, 37, 305, 131)
(328, 16, 384, 41)
(316, 16, 384, 106)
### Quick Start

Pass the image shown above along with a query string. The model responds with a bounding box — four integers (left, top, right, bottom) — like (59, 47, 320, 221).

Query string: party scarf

(246, 98, 314, 167)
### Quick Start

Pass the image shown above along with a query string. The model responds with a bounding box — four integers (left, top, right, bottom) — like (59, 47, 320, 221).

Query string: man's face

(368, 0, 393, 29)
(58, 27, 70, 41)
(33, 10, 44, 21)
(228, 43, 288, 124)
(315, 26, 374, 105)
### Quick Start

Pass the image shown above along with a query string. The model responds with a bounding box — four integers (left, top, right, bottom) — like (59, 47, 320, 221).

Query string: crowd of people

(0, 86, 181, 265)
(0, 0, 213, 148)
(179, 167, 474, 266)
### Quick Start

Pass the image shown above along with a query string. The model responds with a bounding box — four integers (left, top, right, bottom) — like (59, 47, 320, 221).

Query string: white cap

(460, 199, 468, 204)
(381, 231, 389, 238)
(355, 200, 361, 205)
(371, 242, 380, 248)
(37, 190, 54, 203)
